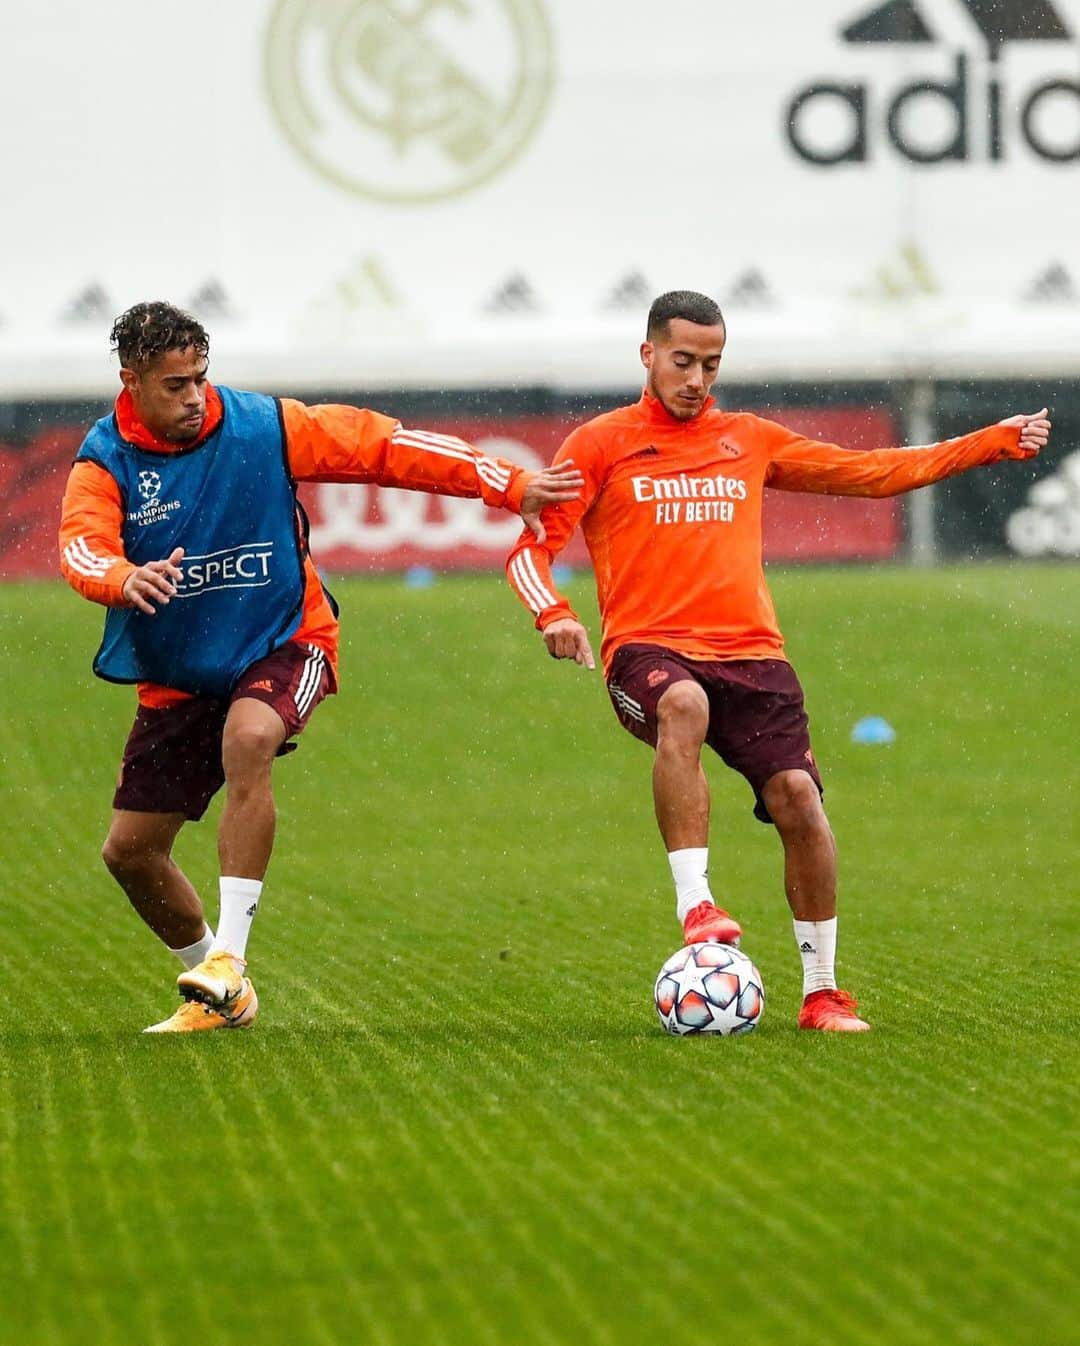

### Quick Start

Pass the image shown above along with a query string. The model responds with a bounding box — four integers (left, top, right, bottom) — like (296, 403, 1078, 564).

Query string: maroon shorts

(606, 643, 823, 824)
(113, 642, 333, 821)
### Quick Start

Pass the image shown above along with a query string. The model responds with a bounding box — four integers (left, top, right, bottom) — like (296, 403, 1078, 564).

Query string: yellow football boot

(176, 950, 247, 1008)
(144, 978, 259, 1033)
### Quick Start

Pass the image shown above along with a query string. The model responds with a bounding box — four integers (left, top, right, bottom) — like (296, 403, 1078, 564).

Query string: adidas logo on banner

(786, 0, 1078, 166)
(1024, 262, 1079, 303)
(485, 273, 542, 314)
(841, 0, 1070, 51)
(188, 279, 235, 319)
(1005, 451, 1080, 557)
(59, 283, 111, 325)
(854, 239, 939, 302)
(602, 270, 653, 311)
(724, 268, 776, 308)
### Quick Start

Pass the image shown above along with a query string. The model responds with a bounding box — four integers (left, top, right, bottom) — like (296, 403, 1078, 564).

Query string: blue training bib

(76, 387, 307, 698)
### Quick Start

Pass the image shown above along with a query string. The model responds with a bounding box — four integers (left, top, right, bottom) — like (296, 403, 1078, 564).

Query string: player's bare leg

(761, 768, 869, 1031)
(101, 809, 251, 1033)
(760, 770, 836, 922)
(653, 681, 742, 946)
(177, 697, 286, 1009)
(653, 681, 710, 849)
(102, 809, 208, 950)
(217, 696, 286, 881)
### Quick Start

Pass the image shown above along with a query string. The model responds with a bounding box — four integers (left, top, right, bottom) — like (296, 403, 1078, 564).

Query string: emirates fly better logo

(264, 0, 555, 204)
(786, 0, 1078, 165)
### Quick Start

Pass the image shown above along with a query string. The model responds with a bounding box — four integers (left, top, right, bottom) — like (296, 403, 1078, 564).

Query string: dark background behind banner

(933, 379, 1080, 558)
(3, 378, 1076, 578)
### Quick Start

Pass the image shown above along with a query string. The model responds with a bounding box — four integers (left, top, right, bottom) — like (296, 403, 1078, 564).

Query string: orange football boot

(176, 950, 247, 1009)
(681, 900, 742, 948)
(145, 978, 259, 1033)
(798, 988, 871, 1032)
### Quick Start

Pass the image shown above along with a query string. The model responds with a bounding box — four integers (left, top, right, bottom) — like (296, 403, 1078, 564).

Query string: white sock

(670, 848, 713, 922)
(169, 925, 215, 969)
(794, 917, 838, 996)
(211, 877, 263, 961)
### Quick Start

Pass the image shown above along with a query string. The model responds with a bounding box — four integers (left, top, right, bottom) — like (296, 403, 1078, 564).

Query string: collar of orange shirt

(638, 389, 717, 425)
(115, 384, 224, 454)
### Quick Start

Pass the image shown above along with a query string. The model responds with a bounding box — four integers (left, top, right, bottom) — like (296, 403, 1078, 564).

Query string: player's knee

(656, 681, 709, 742)
(763, 771, 824, 832)
(101, 833, 132, 876)
(102, 832, 159, 881)
(221, 721, 282, 777)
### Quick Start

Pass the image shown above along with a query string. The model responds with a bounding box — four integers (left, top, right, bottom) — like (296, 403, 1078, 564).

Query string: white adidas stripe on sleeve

(63, 536, 120, 578)
(510, 548, 563, 615)
(519, 549, 559, 610)
(392, 428, 511, 492)
(509, 554, 548, 613)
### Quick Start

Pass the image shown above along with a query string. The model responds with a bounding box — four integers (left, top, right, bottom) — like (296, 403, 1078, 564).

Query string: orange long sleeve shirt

(506, 391, 1026, 674)
(60, 386, 531, 706)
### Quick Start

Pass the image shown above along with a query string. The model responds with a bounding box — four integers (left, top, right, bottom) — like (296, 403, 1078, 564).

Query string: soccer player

(506, 290, 1051, 1032)
(60, 301, 583, 1034)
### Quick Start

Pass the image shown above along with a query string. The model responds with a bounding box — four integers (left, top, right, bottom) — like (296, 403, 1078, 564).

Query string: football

(654, 942, 765, 1036)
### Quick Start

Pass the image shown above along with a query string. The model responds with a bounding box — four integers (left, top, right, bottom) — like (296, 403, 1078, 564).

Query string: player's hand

(122, 547, 185, 615)
(521, 460, 585, 544)
(542, 617, 595, 670)
(998, 408, 1051, 459)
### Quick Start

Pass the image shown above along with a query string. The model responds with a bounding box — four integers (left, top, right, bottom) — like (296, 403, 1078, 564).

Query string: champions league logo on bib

(128, 482, 182, 528)
(138, 471, 161, 502)
(128, 471, 181, 528)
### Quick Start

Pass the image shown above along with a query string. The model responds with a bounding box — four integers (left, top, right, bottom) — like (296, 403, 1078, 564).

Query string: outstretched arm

(280, 400, 582, 537)
(764, 409, 1050, 496)
(505, 426, 601, 671)
(998, 408, 1051, 456)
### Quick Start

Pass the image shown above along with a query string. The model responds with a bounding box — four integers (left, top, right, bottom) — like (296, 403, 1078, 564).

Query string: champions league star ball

(654, 943, 765, 1036)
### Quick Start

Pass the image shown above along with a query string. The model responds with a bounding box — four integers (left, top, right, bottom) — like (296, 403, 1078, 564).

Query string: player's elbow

(843, 479, 906, 499)
(58, 554, 83, 593)
(504, 531, 544, 574)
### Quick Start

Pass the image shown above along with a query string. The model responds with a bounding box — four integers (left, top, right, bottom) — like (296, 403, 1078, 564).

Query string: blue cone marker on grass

(851, 716, 896, 745)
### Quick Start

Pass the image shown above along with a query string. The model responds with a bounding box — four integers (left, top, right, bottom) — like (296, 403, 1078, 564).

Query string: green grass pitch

(0, 564, 1077, 1346)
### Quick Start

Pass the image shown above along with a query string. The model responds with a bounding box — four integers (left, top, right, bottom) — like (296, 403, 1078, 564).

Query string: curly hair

(646, 290, 725, 341)
(110, 301, 209, 369)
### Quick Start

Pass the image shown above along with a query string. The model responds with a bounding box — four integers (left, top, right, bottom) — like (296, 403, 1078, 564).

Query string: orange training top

(506, 391, 1023, 674)
(60, 386, 531, 706)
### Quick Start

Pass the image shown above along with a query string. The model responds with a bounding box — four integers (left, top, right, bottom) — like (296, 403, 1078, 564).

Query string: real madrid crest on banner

(264, 0, 555, 204)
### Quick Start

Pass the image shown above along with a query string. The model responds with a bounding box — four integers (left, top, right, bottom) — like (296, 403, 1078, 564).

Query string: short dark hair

(110, 301, 209, 370)
(646, 290, 725, 341)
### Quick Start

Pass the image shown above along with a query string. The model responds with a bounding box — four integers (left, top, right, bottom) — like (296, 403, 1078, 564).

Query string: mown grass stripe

(0, 567, 1076, 1345)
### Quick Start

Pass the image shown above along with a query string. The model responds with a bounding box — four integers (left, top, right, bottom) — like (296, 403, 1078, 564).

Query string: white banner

(1, 0, 1078, 392)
